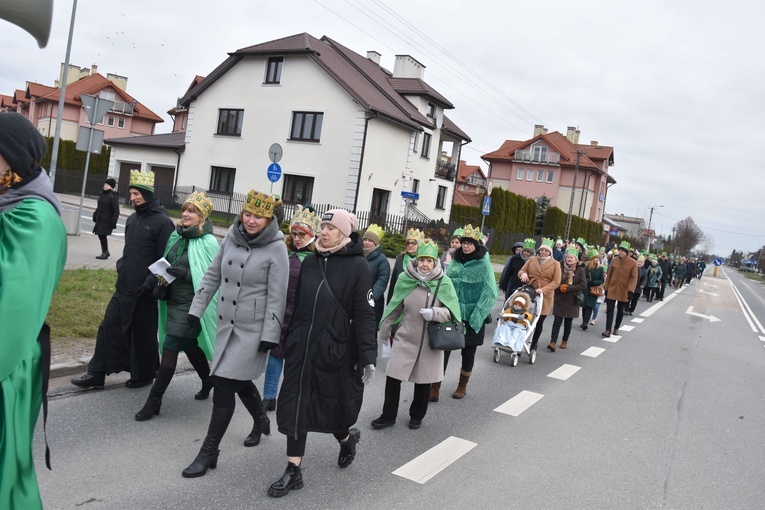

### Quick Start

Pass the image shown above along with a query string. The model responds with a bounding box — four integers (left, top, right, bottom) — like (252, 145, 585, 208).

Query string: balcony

(514, 150, 560, 165)
(434, 159, 457, 181)
(466, 175, 486, 188)
(110, 100, 135, 116)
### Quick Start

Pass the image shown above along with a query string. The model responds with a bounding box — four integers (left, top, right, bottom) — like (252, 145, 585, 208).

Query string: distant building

(482, 125, 615, 222)
(603, 213, 645, 240)
(453, 160, 486, 207)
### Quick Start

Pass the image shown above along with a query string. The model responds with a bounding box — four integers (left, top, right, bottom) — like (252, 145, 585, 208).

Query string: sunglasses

(290, 231, 310, 239)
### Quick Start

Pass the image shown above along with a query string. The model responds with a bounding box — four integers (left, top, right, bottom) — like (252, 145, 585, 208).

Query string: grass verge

(47, 268, 116, 340)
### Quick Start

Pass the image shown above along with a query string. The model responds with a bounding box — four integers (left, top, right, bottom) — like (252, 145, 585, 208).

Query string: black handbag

(426, 279, 466, 351)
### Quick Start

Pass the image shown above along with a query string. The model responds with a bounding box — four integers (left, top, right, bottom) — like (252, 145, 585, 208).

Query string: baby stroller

(492, 285, 544, 366)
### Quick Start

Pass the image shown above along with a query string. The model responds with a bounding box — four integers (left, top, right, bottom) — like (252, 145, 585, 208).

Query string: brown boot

(547, 341, 556, 352)
(560, 340, 568, 349)
(429, 382, 441, 403)
(452, 370, 471, 399)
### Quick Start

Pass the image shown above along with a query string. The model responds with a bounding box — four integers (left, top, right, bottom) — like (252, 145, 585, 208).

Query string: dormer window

(265, 57, 284, 84)
(426, 102, 436, 119)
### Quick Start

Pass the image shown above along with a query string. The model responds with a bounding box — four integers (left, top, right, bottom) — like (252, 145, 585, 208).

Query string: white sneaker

(589, 319, 596, 325)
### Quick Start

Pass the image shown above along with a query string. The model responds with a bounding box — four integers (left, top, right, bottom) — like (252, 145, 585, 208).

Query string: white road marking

(685, 306, 721, 323)
(640, 299, 666, 317)
(699, 289, 718, 296)
(631, 318, 644, 323)
(730, 283, 765, 335)
(547, 364, 581, 380)
(618, 325, 635, 332)
(602, 334, 621, 343)
(494, 390, 544, 416)
(392, 436, 477, 484)
(760, 336, 765, 342)
(581, 346, 605, 358)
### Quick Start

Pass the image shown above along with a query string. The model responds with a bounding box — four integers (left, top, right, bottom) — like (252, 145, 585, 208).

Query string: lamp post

(647, 205, 663, 250)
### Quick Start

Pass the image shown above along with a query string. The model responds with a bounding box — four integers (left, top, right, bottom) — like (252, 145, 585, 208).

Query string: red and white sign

(486, 179, 493, 197)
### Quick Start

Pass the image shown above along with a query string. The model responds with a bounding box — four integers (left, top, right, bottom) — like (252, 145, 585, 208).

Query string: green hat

(451, 228, 464, 239)
(565, 246, 580, 257)
(523, 237, 536, 250)
(661, 251, 667, 256)
(541, 238, 555, 251)
(416, 240, 439, 259)
(576, 237, 587, 248)
(618, 240, 631, 251)
(461, 224, 482, 242)
(587, 248, 599, 259)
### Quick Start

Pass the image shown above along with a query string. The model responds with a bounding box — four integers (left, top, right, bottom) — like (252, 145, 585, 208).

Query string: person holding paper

(72, 170, 174, 390)
(135, 192, 220, 421)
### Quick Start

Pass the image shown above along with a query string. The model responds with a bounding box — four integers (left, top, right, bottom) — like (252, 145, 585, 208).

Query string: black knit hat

(105, 178, 117, 188)
(0, 112, 46, 187)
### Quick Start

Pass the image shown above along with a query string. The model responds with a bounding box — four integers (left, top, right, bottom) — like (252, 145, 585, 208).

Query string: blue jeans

(263, 354, 284, 400)
(592, 301, 601, 320)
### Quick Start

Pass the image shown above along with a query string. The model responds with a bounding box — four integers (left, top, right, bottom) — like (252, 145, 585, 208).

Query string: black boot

(240, 391, 270, 447)
(338, 428, 360, 468)
(186, 345, 212, 400)
(135, 365, 174, 421)
(182, 405, 234, 478)
(268, 462, 304, 498)
(95, 252, 109, 260)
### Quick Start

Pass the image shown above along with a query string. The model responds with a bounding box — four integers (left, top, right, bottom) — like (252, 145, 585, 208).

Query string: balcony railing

(110, 101, 134, 116)
(434, 159, 457, 181)
(514, 150, 560, 165)
(466, 176, 486, 188)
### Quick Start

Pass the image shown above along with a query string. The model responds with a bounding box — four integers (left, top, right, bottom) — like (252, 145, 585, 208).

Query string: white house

(107, 33, 470, 225)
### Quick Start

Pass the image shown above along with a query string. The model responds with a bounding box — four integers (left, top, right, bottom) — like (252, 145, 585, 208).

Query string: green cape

(380, 264, 461, 326)
(446, 252, 498, 332)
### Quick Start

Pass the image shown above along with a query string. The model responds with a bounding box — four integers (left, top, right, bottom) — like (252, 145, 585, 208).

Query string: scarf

(380, 260, 461, 326)
(316, 235, 351, 255)
(563, 258, 577, 284)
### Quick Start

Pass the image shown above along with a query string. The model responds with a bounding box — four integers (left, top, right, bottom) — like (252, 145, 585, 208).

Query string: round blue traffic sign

(267, 163, 282, 183)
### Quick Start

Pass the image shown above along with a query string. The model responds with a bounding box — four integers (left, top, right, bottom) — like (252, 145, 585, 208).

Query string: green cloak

(446, 252, 498, 332)
(380, 261, 461, 325)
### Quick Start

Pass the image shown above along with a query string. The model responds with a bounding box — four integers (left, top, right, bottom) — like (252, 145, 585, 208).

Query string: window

(426, 102, 436, 119)
(265, 57, 284, 84)
(371, 188, 390, 218)
(413, 131, 419, 153)
(526, 169, 534, 181)
(412, 179, 420, 204)
(436, 185, 447, 209)
(107, 116, 115, 127)
(532, 145, 548, 162)
(99, 90, 115, 101)
(517, 168, 524, 180)
(536, 169, 544, 182)
(117, 118, 125, 129)
(282, 175, 314, 204)
(290, 112, 323, 142)
(421, 132, 432, 158)
(546, 170, 554, 183)
(217, 109, 244, 136)
(209, 166, 236, 194)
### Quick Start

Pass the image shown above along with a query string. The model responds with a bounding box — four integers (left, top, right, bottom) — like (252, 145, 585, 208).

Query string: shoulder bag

(426, 278, 466, 351)
(587, 269, 604, 296)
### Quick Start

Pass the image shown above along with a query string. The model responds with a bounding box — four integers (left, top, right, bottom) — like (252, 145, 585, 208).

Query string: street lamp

(647, 205, 663, 250)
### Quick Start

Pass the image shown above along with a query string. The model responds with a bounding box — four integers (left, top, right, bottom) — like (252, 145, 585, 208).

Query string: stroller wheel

(493, 349, 501, 363)
(529, 349, 537, 364)
(511, 353, 519, 367)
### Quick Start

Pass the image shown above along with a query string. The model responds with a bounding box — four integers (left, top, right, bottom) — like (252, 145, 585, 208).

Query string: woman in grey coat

(372, 241, 461, 430)
(182, 190, 289, 478)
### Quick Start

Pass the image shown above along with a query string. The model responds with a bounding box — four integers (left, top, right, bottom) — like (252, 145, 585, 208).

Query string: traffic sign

(75, 126, 104, 154)
(482, 196, 492, 215)
(401, 191, 419, 200)
(81, 94, 114, 125)
(487, 179, 493, 197)
(268, 143, 283, 163)
(713, 258, 722, 266)
(267, 163, 282, 182)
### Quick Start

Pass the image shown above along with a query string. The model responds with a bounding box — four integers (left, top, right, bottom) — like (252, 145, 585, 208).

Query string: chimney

(566, 126, 577, 142)
(366, 51, 381, 65)
(590, 140, 598, 146)
(107, 73, 128, 91)
(393, 55, 425, 79)
(533, 124, 546, 137)
(91, 64, 98, 75)
(574, 129, 580, 144)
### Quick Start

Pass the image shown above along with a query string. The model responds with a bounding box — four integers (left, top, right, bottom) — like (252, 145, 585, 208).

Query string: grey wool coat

(378, 260, 452, 384)
(189, 217, 289, 381)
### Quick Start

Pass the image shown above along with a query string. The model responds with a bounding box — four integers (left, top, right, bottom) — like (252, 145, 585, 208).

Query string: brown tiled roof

(104, 131, 185, 149)
(0, 94, 14, 109)
(180, 32, 469, 139)
(34, 74, 163, 123)
(442, 114, 471, 142)
(576, 143, 614, 166)
(388, 77, 453, 108)
(26, 83, 57, 99)
(13, 89, 26, 104)
(453, 189, 483, 207)
(457, 160, 486, 181)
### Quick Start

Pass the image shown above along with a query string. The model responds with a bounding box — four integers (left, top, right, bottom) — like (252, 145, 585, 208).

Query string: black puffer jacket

(92, 189, 120, 236)
(276, 232, 376, 436)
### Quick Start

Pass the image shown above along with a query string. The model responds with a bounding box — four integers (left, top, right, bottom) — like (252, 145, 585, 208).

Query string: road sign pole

(75, 123, 95, 236)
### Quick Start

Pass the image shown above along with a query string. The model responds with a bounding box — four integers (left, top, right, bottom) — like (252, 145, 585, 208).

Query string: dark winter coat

(658, 258, 672, 282)
(499, 253, 528, 300)
(582, 264, 605, 309)
(634, 264, 648, 292)
(366, 244, 391, 327)
(115, 200, 175, 295)
(92, 189, 120, 236)
(552, 262, 587, 319)
(273, 245, 313, 359)
(276, 233, 377, 436)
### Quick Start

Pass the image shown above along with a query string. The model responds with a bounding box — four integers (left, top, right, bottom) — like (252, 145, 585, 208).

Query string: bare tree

(673, 217, 704, 255)
(701, 234, 714, 257)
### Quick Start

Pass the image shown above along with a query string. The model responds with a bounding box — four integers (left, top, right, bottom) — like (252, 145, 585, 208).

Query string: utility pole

(564, 150, 583, 240)
(646, 205, 663, 251)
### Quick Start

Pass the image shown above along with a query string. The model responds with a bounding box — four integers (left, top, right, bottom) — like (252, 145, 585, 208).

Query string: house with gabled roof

(170, 32, 470, 223)
(9, 63, 162, 142)
(453, 160, 487, 207)
(482, 125, 615, 222)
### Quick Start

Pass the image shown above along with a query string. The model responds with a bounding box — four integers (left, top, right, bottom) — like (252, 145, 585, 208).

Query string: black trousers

(381, 376, 430, 421)
(286, 429, 350, 458)
(550, 315, 573, 342)
(658, 280, 667, 300)
(582, 306, 594, 324)
(443, 323, 484, 372)
(212, 376, 258, 409)
(628, 290, 641, 313)
(605, 299, 626, 332)
(98, 234, 109, 253)
(529, 314, 548, 350)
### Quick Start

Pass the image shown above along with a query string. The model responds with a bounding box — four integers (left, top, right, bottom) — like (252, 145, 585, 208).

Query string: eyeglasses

(406, 241, 418, 246)
(290, 231, 309, 239)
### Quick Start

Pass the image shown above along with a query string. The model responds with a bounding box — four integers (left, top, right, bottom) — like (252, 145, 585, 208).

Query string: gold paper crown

(243, 190, 282, 219)
(290, 206, 320, 233)
(461, 224, 482, 242)
(365, 224, 385, 242)
(416, 240, 439, 259)
(183, 192, 214, 218)
(405, 228, 424, 243)
(129, 169, 154, 191)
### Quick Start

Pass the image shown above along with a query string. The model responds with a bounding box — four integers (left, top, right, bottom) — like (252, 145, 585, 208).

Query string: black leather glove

(167, 265, 189, 280)
(186, 314, 201, 330)
(258, 340, 278, 353)
(628, 291, 634, 301)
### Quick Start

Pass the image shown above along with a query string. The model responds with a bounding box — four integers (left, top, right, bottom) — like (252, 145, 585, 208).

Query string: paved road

(36, 266, 765, 509)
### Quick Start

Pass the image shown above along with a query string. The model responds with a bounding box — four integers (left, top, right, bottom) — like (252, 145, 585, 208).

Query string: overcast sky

(2, 0, 763, 256)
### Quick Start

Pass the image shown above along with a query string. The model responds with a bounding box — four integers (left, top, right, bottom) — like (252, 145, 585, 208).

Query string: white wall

(108, 145, 179, 175)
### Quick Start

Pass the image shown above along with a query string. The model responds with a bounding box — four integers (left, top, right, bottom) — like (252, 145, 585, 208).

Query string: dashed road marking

(392, 436, 477, 484)
(618, 325, 635, 332)
(759, 336, 765, 342)
(602, 334, 621, 343)
(581, 346, 605, 358)
(547, 364, 581, 380)
(494, 390, 544, 416)
(631, 318, 644, 323)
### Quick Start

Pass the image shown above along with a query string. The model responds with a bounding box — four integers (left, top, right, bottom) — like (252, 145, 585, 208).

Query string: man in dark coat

(72, 170, 174, 389)
(498, 241, 532, 301)
(92, 177, 120, 259)
(657, 252, 671, 300)
(362, 224, 390, 328)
